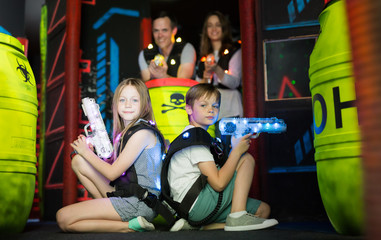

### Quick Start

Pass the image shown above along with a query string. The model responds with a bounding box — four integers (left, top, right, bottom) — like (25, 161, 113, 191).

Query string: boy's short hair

(186, 83, 221, 107)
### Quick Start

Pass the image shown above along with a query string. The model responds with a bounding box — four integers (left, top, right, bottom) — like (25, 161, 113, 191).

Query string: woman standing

(196, 11, 243, 155)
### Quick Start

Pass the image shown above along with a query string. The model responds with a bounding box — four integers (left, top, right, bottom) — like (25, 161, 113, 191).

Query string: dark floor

(0, 220, 364, 240)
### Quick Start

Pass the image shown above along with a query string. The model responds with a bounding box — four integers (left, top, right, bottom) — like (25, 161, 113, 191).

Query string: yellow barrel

(309, 0, 364, 235)
(0, 33, 38, 233)
(146, 78, 215, 144)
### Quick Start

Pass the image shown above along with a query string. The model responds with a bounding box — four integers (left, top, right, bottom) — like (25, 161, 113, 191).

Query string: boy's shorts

(188, 172, 261, 224)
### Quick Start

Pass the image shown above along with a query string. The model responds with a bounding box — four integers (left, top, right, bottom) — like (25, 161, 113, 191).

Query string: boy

(167, 83, 278, 231)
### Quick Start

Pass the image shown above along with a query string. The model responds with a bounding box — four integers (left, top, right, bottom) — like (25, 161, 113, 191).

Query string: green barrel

(309, 0, 364, 235)
(0, 33, 38, 233)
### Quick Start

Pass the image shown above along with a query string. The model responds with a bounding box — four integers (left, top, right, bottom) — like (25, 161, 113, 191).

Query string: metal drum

(308, 0, 364, 235)
(0, 33, 38, 233)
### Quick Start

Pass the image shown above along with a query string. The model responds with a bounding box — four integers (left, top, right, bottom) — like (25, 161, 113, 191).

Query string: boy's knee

(238, 153, 255, 170)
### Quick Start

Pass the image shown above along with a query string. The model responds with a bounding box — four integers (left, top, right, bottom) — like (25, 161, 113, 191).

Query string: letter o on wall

(313, 93, 327, 135)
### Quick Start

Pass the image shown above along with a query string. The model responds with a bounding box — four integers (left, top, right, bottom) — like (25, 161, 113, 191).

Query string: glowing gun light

(219, 117, 287, 138)
(153, 54, 165, 66)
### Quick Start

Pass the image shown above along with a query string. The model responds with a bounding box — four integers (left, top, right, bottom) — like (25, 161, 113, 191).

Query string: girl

(196, 11, 243, 157)
(56, 78, 165, 233)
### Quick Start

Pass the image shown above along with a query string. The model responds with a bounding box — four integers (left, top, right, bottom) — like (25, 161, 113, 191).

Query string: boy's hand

(231, 133, 252, 155)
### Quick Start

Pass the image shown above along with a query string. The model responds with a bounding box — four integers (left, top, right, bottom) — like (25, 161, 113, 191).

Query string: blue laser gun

(219, 117, 287, 138)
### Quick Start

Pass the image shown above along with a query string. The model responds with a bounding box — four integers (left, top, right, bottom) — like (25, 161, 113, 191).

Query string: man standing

(138, 11, 196, 81)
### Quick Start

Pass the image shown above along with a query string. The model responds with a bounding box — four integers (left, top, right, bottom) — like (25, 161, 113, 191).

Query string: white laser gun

(219, 117, 287, 138)
(81, 97, 113, 159)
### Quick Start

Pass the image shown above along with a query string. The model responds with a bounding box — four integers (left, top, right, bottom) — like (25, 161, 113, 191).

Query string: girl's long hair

(200, 11, 233, 58)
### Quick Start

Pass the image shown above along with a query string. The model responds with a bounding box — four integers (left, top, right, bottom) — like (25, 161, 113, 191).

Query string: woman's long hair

(200, 11, 233, 58)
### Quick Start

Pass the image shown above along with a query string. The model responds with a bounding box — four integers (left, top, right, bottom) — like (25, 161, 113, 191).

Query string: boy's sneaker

(129, 216, 155, 232)
(224, 213, 278, 231)
(170, 218, 200, 231)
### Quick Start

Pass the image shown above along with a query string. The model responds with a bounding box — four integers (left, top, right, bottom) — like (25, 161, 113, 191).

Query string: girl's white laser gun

(219, 117, 287, 138)
(81, 97, 113, 159)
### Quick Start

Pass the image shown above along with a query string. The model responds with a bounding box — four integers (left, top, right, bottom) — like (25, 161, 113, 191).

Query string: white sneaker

(129, 216, 155, 232)
(170, 218, 199, 231)
(224, 213, 278, 231)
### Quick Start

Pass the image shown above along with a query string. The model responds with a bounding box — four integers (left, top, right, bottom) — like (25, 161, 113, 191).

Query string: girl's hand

(231, 133, 252, 155)
(70, 135, 92, 156)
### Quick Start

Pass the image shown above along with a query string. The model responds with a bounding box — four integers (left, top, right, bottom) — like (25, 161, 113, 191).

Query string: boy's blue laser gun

(219, 117, 287, 138)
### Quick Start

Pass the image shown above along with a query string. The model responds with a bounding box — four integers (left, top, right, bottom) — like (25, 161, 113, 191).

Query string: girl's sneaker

(129, 216, 155, 232)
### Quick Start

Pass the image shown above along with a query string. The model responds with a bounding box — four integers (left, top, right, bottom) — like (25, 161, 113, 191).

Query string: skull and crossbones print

(161, 93, 185, 113)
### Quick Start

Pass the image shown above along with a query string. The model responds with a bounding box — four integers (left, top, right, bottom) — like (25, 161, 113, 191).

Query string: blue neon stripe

(97, 58, 106, 69)
(0, 26, 11, 35)
(106, 119, 112, 134)
(287, 0, 296, 23)
(93, 7, 140, 30)
(97, 85, 107, 96)
(97, 42, 107, 53)
(97, 67, 106, 78)
(110, 37, 119, 93)
(97, 50, 106, 62)
(268, 165, 316, 173)
(99, 103, 106, 112)
(96, 76, 107, 88)
(294, 140, 303, 165)
(97, 33, 106, 44)
(95, 32, 109, 130)
(265, 20, 319, 31)
(97, 93, 107, 104)
(296, 0, 305, 13)
(303, 130, 313, 154)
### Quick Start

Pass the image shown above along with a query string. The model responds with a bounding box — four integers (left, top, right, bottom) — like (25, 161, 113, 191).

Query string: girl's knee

(71, 154, 86, 172)
(56, 208, 70, 232)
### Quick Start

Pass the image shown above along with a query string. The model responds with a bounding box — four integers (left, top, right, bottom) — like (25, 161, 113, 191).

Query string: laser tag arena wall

(39, 0, 151, 220)
(1, 0, 369, 236)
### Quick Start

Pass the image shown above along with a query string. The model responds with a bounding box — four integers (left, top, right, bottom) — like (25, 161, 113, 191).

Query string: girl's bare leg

(56, 198, 134, 233)
(71, 154, 114, 198)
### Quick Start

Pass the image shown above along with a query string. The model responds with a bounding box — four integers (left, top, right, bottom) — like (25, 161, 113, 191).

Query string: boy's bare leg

(231, 153, 255, 213)
(202, 223, 225, 230)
